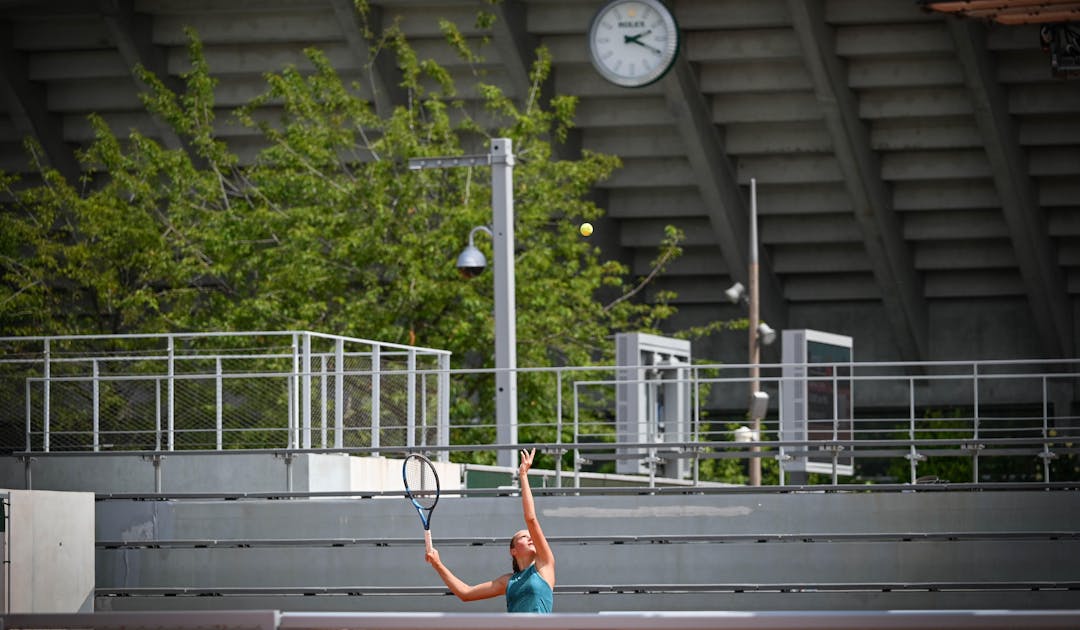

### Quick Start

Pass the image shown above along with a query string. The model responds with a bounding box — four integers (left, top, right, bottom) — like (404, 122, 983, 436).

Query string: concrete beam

(329, 0, 404, 117)
(661, 54, 787, 327)
(948, 18, 1073, 358)
(98, 0, 186, 152)
(487, 0, 540, 106)
(788, 0, 928, 362)
(0, 21, 80, 181)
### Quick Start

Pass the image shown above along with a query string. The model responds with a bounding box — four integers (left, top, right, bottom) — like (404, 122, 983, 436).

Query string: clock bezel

(587, 0, 681, 88)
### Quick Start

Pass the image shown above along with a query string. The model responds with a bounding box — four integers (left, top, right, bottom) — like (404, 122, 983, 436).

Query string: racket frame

(402, 454, 440, 554)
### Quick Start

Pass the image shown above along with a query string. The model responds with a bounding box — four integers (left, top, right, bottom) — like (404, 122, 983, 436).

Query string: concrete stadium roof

(0, 0, 1077, 363)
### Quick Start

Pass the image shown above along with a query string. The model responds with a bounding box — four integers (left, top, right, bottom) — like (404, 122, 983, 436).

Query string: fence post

(908, 376, 918, 484)
(335, 339, 344, 449)
(167, 336, 175, 451)
(93, 359, 100, 452)
(407, 349, 416, 449)
(438, 353, 450, 463)
(43, 339, 50, 453)
(290, 333, 298, 449)
(320, 354, 328, 449)
(371, 344, 381, 455)
(302, 333, 312, 450)
(972, 363, 980, 483)
(215, 357, 223, 450)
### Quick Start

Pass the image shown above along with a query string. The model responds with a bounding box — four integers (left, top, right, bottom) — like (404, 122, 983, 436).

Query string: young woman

(425, 447, 555, 612)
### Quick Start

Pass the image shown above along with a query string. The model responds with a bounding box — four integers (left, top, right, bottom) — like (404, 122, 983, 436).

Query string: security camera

(456, 245, 487, 278)
(456, 226, 492, 278)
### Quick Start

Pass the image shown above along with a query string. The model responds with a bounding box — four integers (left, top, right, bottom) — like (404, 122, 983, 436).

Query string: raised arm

(519, 448, 555, 584)
(426, 547, 509, 602)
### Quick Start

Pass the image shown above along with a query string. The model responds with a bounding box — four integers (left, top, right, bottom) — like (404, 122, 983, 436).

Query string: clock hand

(626, 37, 663, 55)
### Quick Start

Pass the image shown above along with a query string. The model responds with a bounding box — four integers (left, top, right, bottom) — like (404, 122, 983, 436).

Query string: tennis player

(425, 447, 555, 612)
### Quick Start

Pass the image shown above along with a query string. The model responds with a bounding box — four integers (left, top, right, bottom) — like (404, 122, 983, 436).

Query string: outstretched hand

(519, 447, 535, 478)
(426, 546, 441, 566)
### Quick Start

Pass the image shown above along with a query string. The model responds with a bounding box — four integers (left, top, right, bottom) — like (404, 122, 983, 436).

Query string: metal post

(371, 344, 381, 455)
(555, 369, 563, 489)
(406, 349, 416, 448)
(215, 357, 223, 450)
(320, 354, 328, 449)
(43, 339, 50, 453)
(302, 333, 312, 450)
(92, 359, 100, 452)
(491, 138, 518, 469)
(167, 336, 175, 451)
(408, 139, 518, 467)
(155, 378, 162, 451)
(334, 339, 344, 449)
(438, 353, 450, 462)
(748, 177, 762, 486)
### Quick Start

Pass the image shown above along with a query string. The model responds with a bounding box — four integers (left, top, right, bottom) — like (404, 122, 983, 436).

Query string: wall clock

(588, 0, 680, 88)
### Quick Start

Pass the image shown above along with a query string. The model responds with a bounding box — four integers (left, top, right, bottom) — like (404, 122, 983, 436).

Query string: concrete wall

(3, 489, 94, 613)
(0, 453, 430, 494)
(94, 490, 1080, 612)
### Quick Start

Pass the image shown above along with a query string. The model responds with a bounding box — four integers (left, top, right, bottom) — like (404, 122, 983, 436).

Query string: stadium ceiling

(0, 0, 1078, 364)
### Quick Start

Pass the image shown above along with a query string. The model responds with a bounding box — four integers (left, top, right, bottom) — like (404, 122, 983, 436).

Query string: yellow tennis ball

(580, 222, 593, 237)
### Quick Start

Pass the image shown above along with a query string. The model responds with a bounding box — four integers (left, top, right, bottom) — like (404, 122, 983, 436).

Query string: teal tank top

(505, 564, 553, 613)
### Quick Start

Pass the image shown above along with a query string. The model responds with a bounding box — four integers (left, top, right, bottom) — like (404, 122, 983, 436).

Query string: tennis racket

(403, 453, 440, 554)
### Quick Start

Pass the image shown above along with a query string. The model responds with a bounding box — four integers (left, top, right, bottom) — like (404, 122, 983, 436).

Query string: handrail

(96, 530, 1080, 549)
(3, 333, 1078, 486)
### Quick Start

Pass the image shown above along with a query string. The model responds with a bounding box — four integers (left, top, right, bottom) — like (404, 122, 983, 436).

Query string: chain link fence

(0, 332, 449, 455)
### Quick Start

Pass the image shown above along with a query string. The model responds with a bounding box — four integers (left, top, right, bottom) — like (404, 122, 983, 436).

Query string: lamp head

(748, 390, 769, 422)
(725, 282, 747, 304)
(757, 322, 777, 346)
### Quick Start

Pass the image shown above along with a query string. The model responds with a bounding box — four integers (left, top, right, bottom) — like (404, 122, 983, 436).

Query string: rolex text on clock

(588, 0, 680, 88)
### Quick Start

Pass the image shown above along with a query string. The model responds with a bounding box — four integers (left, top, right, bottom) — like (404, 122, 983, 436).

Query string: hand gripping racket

(403, 454, 440, 554)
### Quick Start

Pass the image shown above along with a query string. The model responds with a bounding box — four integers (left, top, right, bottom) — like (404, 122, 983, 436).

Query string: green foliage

(0, 11, 721, 467)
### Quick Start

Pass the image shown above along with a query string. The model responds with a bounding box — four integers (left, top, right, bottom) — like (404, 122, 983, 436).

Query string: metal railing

(0, 332, 450, 456)
(2, 333, 1078, 486)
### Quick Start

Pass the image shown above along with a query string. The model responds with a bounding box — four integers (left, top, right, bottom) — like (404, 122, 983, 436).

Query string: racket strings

(406, 458, 438, 509)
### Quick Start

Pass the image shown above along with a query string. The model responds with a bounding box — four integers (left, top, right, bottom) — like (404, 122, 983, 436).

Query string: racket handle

(424, 529, 432, 555)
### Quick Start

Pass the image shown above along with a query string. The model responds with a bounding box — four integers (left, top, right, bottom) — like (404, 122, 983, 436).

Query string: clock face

(588, 0, 680, 88)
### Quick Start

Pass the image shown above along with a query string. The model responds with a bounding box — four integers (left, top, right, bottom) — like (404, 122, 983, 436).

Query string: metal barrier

(0, 332, 450, 456)
(1, 333, 1078, 486)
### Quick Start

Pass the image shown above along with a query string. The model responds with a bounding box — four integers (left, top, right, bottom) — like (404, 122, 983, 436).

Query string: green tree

(1, 10, 729, 468)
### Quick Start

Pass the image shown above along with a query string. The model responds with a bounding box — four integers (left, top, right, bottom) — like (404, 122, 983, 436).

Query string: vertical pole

(302, 333, 312, 449)
(438, 353, 450, 462)
(406, 349, 416, 448)
(92, 359, 100, 452)
(749, 178, 762, 486)
(320, 354, 328, 449)
(216, 357, 223, 450)
(972, 363, 980, 483)
(334, 339, 344, 449)
(1042, 376, 1052, 482)
(555, 369, 563, 488)
(155, 378, 162, 451)
(909, 377, 918, 484)
(167, 336, 175, 451)
(43, 339, 50, 453)
(291, 332, 300, 451)
(371, 344, 381, 455)
(491, 138, 518, 469)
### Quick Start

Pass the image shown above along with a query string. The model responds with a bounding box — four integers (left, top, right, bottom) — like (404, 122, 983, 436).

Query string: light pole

(725, 177, 774, 486)
(409, 139, 518, 469)
(748, 176, 762, 487)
